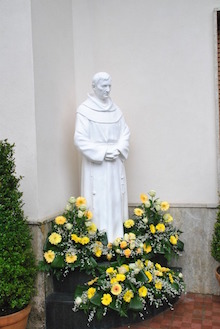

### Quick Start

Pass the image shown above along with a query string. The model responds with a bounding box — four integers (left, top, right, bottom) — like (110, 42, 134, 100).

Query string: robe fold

(74, 94, 130, 242)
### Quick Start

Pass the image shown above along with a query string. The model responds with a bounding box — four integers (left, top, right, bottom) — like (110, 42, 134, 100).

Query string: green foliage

(0, 140, 36, 315)
(211, 205, 220, 262)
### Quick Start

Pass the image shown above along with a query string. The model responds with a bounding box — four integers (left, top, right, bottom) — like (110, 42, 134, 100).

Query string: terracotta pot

(216, 265, 220, 286)
(0, 305, 31, 329)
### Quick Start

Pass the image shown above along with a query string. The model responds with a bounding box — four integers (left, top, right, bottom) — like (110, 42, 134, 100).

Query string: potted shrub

(211, 205, 220, 285)
(0, 140, 37, 328)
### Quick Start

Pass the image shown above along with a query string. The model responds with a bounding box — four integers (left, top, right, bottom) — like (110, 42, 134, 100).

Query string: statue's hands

(105, 147, 120, 161)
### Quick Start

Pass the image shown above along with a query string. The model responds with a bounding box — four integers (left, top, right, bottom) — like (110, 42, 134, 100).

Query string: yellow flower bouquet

(39, 196, 108, 278)
(73, 259, 185, 323)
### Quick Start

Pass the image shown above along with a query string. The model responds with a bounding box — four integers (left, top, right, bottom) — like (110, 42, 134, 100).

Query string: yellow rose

(44, 250, 55, 263)
(120, 240, 128, 249)
(49, 232, 62, 245)
(101, 293, 112, 306)
(75, 196, 86, 208)
(106, 267, 115, 275)
(160, 201, 170, 211)
(111, 283, 122, 296)
(123, 248, 131, 258)
(170, 235, 177, 245)
(85, 210, 93, 220)
(55, 216, 67, 225)
(143, 244, 152, 253)
(155, 281, 163, 290)
(87, 287, 96, 299)
(156, 223, 166, 232)
(123, 290, 134, 303)
(145, 271, 152, 283)
(65, 253, 77, 264)
(138, 286, 148, 297)
(150, 224, 156, 234)
(140, 193, 148, 203)
(134, 208, 144, 217)
(124, 219, 135, 229)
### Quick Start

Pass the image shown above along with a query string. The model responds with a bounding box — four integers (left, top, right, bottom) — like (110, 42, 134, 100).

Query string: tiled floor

(114, 293, 220, 329)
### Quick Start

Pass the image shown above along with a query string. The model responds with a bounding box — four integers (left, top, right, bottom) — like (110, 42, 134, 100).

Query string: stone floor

(113, 293, 220, 329)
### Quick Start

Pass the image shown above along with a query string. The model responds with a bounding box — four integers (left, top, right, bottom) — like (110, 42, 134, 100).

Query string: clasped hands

(105, 146, 120, 161)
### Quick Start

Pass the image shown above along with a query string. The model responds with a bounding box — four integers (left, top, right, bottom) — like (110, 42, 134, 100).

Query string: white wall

(0, 0, 39, 217)
(31, 0, 78, 220)
(72, 0, 220, 205)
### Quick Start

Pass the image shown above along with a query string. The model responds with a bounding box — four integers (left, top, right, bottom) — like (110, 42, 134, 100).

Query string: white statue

(74, 72, 130, 242)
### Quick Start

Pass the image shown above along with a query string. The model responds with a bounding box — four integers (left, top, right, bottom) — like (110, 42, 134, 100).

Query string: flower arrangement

(39, 196, 108, 279)
(107, 190, 184, 264)
(73, 259, 184, 323)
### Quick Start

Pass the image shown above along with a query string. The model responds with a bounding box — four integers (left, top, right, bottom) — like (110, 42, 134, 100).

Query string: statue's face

(93, 79, 111, 101)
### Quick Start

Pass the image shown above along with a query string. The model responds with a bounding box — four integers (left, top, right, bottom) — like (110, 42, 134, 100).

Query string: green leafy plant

(211, 205, 220, 262)
(0, 140, 36, 316)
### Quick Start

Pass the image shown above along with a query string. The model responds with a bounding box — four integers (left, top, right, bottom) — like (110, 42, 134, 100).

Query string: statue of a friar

(74, 72, 130, 242)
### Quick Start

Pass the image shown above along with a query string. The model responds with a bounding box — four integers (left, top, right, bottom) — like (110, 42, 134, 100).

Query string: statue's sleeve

(116, 117, 130, 160)
(74, 113, 107, 163)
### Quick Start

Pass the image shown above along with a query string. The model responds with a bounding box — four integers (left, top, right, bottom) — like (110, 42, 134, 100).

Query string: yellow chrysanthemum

(160, 201, 170, 211)
(65, 253, 77, 264)
(116, 273, 126, 282)
(55, 216, 67, 225)
(80, 236, 90, 245)
(150, 224, 156, 234)
(169, 273, 174, 284)
(124, 219, 135, 229)
(154, 270, 163, 277)
(101, 293, 112, 306)
(95, 249, 102, 257)
(145, 271, 152, 283)
(111, 283, 122, 296)
(71, 234, 79, 243)
(143, 244, 152, 253)
(106, 267, 115, 275)
(170, 235, 177, 245)
(85, 210, 93, 220)
(49, 232, 62, 245)
(110, 277, 118, 284)
(140, 193, 148, 203)
(75, 196, 86, 208)
(123, 248, 131, 258)
(155, 281, 163, 290)
(156, 223, 166, 232)
(134, 208, 144, 217)
(138, 286, 148, 297)
(87, 223, 97, 234)
(135, 259, 144, 270)
(163, 213, 173, 223)
(155, 263, 162, 270)
(123, 290, 134, 303)
(87, 287, 96, 299)
(44, 250, 55, 263)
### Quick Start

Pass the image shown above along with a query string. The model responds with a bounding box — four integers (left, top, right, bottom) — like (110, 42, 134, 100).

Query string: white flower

(79, 204, 87, 211)
(85, 221, 92, 227)
(129, 263, 136, 270)
(139, 242, 144, 248)
(75, 297, 82, 305)
(155, 205, 161, 211)
(149, 190, 156, 197)
(179, 273, 183, 278)
(129, 233, 136, 240)
(155, 199, 161, 205)
(145, 201, 151, 208)
(142, 217, 148, 224)
(116, 248, 121, 254)
(134, 268, 140, 274)
(78, 210, 84, 218)
(130, 241, 136, 250)
(113, 237, 121, 247)
(69, 196, 76, 204)
(124, 233, 129, 242)
(65, 204, 72, 211)
(65, 223, 73, 230)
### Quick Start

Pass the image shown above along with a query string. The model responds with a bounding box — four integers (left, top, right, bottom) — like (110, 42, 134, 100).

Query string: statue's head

(92, 72, 112, 101)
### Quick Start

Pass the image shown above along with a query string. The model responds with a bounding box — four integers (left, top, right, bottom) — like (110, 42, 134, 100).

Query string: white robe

(74, 94, 130, 242)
